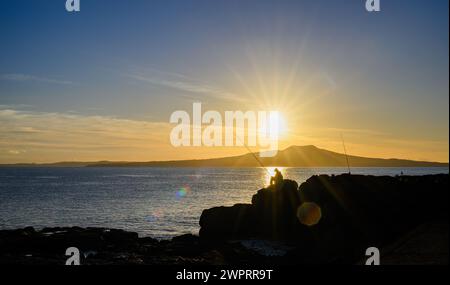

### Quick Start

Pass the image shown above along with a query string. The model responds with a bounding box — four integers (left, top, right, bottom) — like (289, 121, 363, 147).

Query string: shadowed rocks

(199, 204, 257, 240)
(199, 174, 449, 263)
(0, 227, 263, 265)
(199, 180, 306, 240)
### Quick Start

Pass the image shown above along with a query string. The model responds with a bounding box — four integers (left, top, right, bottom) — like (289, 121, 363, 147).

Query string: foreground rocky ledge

(1, 174, 448, 265)
(199, 174, 449, 263)
(0, 226, 266, 265)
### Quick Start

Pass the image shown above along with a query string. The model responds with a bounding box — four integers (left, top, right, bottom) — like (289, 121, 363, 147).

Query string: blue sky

(0, 0, 448, 162)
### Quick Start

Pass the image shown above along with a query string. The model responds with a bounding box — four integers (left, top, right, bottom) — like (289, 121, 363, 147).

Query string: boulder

(251, 180, 301, 239)
(295, 174, 449, 261)
(199, 180, 306, 241)
(199, 204, 256, 240)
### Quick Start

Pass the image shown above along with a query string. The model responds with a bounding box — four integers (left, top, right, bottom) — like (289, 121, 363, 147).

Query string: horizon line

(1, 145, 448, 165)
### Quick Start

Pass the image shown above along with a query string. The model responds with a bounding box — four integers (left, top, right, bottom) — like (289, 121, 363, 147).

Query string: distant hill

(1, 146, 447, 168)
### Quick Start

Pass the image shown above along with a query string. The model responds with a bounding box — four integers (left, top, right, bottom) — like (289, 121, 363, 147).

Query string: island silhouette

(2, 145, 447, 167)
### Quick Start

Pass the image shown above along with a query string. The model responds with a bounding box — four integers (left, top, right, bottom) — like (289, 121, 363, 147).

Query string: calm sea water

(0, 167, 448, 239)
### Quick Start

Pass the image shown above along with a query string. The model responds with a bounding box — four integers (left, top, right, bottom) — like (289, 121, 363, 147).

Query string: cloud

(0, 107, 273, 163)
(320, 127, 388, 136)
(126, 71, 248, 103)
(0, 108, 173, 163)
(0, 73, 74, 85)
(7, 150, 26, 155)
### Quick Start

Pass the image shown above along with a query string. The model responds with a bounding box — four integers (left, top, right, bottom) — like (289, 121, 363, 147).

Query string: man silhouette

(270, 168, 284, 187)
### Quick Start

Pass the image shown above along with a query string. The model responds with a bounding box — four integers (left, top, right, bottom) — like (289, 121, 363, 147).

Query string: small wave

(101, 175, 158, 178)
(35, 176, 60, 179)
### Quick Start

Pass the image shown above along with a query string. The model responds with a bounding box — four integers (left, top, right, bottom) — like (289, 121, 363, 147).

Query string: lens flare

(176, 186, 191, 199)
(297, 202, 322, 226)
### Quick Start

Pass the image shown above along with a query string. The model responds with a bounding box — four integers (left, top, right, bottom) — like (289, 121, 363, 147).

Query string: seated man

(270, 168, 284, 187)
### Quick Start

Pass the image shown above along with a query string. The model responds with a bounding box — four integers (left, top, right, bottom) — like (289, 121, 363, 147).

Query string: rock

(199, 180, 305, 241)
(199, 204, 256, 240)
(296, 174, 449, 261)
(139, 236, 159, 245)
(251, 179, 302, 240)
(199, 174, 449, 262)
(102, 229, 139, 247)
(171, 234, 199, 244)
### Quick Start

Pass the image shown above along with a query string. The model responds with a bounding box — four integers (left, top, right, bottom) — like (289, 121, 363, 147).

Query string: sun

(269, 111, 289, 139)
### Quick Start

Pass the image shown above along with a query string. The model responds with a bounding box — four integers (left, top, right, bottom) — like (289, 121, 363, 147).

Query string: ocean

(0, 167, 448, 239)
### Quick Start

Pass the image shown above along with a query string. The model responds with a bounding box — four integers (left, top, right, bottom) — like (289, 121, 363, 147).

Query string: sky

(0, 0, 448, 163)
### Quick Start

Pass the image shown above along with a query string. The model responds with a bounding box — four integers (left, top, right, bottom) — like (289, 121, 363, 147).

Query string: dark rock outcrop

(0, 227, 141, 260)
(199, 174, 449, 263)
(296, 174, 449, 261)
(0, 227, 265, 265)
(199, 180, 305, 240)
(199, 204, 256, 240)
(251, 180, 302, 240)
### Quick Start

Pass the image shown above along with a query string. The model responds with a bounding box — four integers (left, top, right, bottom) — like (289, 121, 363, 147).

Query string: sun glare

(261, 111, 289, 140)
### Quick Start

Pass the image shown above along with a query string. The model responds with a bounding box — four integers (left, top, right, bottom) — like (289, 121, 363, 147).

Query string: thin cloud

(0, 73, 75, 85)
(0, 107, 185, 163)
(321, 127, 388, 136)
(126, 71, 248, 103)
(7, 150, 26, 155)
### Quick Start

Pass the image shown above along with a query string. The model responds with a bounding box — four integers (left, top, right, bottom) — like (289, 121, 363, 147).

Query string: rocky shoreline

(1, 174, 448, 265)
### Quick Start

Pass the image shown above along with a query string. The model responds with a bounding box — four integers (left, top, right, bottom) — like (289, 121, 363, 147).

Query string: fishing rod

(340, 133, 351, 174)
(235, 134, 272, 176)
